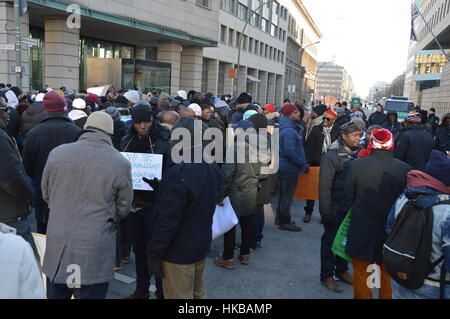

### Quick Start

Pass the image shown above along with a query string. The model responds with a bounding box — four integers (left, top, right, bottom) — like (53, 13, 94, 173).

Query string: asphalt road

(105, 199, 354, 299)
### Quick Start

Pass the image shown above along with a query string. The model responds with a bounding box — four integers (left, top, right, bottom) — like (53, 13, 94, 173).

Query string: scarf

(322, 125, 333, 154)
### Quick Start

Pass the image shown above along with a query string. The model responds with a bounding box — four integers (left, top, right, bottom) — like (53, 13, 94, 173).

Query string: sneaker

(214, 257, 236, 270)
(238, 255, 250, 265)
(279, 222, 303, 232)
(126, 290, 150, 299)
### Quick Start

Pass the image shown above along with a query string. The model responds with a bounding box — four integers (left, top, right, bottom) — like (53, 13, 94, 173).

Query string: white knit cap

(84, 111, 114, 135)
(124, 90, 141, 104)
(188, 103, 202, 117)
(72, 98, 87, 110)
(35, 93, 46, 103)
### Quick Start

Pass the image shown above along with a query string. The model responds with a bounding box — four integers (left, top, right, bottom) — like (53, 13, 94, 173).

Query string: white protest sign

(121, 152, 163, 191)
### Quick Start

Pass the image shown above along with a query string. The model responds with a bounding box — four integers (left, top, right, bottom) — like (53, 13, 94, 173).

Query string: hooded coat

(368, 110, 387, 127)
(383, 111, 402, 140)
(279, 116, 307, 175)
(20, 103, 45, 136)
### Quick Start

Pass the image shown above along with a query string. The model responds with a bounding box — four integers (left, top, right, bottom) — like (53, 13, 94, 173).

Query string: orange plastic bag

(293, 167, 320, 200)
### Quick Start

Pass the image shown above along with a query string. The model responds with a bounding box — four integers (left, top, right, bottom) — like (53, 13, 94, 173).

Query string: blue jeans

(392, 281, 450, 299)
(252, 205, 265, 246)
(126, 208, 163, 298)
(5, 217, 38, 258)
(46, 278, 109, 299)
(276, 172, 299, 225)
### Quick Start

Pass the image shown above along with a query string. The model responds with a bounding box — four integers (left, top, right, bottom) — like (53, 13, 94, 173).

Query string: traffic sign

(22, 37, 38, 47)
(0, 44, 15, 51)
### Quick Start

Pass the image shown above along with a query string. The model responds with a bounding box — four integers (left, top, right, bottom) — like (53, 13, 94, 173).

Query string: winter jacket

(383, 111, 402, 140)
(335, 114, 351, 128)
(6, 106, 20, 138)
(120, 122, 171, 209)
(345, 150, 411, 263)
(435, 125, 450, 153)
(219, 132, 268, 218)
(147, 146, 222, 265)
(319, 138, 359, 222)
(0, 121, 33, 223)
(305, 124, 340, 166)
(279, 116, 307, 175)
(214, 102, 231, 132)
(23, 112, 82, 185)
(111, 119, 127, 151)
(0, 225, 45, 299)
(41, 131, 133, 285)
(230, 108, 245, 124)
(387, 173, 450, 284)
(394, 125, 434, 171)
(20, 103, 45, 136)
(368, 111, 387, 127)
(266, 112, 280, 126)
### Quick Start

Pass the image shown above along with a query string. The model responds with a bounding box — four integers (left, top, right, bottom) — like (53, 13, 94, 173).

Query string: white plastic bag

(212, 197, 238, 240)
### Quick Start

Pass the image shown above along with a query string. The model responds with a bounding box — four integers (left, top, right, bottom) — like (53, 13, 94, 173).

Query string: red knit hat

(263, 104, 275, 113)
(368, 129, 394, 154)
(281, 103, 298, 117)
(324, 107, 337, 119)
(87, 93, 99, 103)
(43, 91, 67, 113)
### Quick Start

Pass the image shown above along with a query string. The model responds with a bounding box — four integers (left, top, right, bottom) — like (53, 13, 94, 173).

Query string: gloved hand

(142, 177, 160, 192)
(146, 255, 164, 279)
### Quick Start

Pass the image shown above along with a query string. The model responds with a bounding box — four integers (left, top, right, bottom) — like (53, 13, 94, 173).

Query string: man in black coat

(120, 102, 171, 300)
(304, 107, 340, 222)
(319, 122, 362, 293)
(22, 91, 82, 235)
(146, 117, 222, 299)
(0, 97, 36, 252)
(394, 112, 434, 171)
(368, 104, 387, 127)
(345, 129, 411, 299)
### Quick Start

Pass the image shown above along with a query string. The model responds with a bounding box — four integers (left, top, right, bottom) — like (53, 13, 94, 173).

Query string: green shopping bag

(331, 210, 352, 262)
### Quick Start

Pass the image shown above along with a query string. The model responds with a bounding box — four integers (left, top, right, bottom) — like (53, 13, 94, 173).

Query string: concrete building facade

(404, 0, 450, 117)
(368, 81, 390, 102)
(315, 62, 353, 101)
(0, 0, 219, 93)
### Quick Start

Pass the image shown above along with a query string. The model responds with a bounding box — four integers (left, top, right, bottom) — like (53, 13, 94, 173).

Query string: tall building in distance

(404, 0, 450, 116)
(315, 62, 353, 101)
(368, 81, 390, 102)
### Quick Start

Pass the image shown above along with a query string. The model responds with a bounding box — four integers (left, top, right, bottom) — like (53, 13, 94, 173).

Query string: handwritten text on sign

(121, 152, 163, 191)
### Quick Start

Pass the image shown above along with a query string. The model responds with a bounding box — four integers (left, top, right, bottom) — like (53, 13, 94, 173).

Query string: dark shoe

(235, 244, 257, 252)
(321, 277, 344, 293)
(336, 272, 353, 286)
(303, 215, 312, 223)
(255, 242, 262, 249)
(126, 290, 150, 299)
(214, 257, 236, 270)
(275, 218, 281, 226)
(121, 256, 131, 264)
(279, 222, 302, 232)
(238, 255, 250, 265)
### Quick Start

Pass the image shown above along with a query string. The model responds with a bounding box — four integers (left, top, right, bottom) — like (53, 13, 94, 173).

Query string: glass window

(271, 24, 277, 37)
(201, 59, 209, 93)
(196, 0, 210, 8)
(242, 35, 247, 51)
(249, 38, 253, 52)
(254, 40, 259, 55)
(221, 0, 234, 13)
(237, 0, 248, 20)
(220, 25, 227, 43)
(218, 62, 226, 96)
(228, 29, 234, 46)
(236, 32, 241, 48)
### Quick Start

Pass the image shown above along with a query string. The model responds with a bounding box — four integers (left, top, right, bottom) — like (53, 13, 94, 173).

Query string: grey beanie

(104, 106, 121, 122)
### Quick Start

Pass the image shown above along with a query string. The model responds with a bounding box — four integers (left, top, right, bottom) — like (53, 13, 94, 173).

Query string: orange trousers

(352, 258, 392, 299)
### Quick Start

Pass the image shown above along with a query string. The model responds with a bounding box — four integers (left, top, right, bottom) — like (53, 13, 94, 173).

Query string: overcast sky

(302, 0, 412, 98)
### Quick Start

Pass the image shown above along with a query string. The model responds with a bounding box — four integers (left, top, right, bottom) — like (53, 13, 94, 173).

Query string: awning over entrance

(246, 75, 261, 83)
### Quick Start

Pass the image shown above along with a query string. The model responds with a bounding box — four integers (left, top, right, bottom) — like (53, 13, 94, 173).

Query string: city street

(104, 199, 353, 299)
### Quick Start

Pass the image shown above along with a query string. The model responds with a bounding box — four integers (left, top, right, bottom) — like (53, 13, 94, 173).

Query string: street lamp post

(233, 0, 276, 98)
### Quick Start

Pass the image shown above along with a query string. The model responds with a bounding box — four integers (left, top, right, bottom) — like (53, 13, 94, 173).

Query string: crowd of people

(0, 82, 449, 299)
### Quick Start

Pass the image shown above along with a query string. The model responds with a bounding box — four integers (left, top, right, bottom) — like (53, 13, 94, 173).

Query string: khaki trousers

(352, 258, 392, 299)
(162, 258, 207, 299)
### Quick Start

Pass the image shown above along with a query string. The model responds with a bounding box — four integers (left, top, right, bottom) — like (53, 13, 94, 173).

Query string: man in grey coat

(41, 112, 133, 299)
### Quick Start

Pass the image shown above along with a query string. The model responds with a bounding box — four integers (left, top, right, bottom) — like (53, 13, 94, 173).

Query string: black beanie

(114, 95, 129, 108)
(249, 113, 268, 130)
(313, 104, 327, 117)
(236, 92, 252, 105)
(132, 102, 153, 123)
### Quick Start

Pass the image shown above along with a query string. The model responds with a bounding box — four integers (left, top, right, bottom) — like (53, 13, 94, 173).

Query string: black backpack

(383, 200, 450, 292)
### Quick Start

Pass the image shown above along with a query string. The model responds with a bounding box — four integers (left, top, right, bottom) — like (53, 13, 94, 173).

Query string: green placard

(332, 210, 353, 262)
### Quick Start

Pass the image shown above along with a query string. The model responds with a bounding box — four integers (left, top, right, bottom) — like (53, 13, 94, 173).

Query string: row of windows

(419, 0, 450, 41)
(220, 0, 287, 40)
(220, 25, 285, 63)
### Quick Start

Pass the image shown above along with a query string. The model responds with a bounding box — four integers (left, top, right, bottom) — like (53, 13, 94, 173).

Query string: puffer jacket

(394, 125, 434, 171)
(0, 225, 45, 299)
(279, 116, 307, 175)
(20, 103, 45, 136)
(368, 111, 387, 127)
